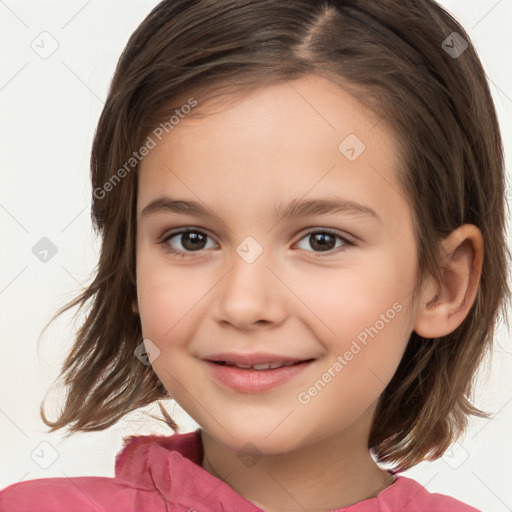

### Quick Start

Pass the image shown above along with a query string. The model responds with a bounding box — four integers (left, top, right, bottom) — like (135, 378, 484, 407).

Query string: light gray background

(1, 1, 511, 510)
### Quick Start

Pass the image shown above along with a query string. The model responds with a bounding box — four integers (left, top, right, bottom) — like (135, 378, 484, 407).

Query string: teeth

(223, 361, 299, 370)
(252, 363, 271, 370)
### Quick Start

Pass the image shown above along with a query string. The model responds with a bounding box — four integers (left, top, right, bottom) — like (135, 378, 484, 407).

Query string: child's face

(135, 74, 422, 453)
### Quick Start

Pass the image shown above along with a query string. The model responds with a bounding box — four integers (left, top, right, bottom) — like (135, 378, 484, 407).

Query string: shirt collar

(115, 428, 264, 510)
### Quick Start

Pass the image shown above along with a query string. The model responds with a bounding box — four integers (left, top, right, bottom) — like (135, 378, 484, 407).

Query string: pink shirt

(0, 429, 480, 511)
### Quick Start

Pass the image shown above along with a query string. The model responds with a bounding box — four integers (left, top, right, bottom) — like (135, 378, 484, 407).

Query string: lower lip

(204, 360, 313, 393)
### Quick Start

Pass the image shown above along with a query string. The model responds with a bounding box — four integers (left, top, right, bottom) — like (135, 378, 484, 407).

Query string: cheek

(135, 248, 198, 345)
(135, 266, 201, 397)
(293, 258, 411, 338)
(137, 280, 193, 346)
(292, 254, 414, 385)
(300, 288, 410, 420)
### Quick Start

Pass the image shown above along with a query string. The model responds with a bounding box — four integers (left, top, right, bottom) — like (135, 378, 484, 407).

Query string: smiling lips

(214, 360, 299, 370)
(204, 352, 315, 392)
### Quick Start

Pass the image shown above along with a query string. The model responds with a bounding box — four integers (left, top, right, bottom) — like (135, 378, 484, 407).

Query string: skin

(133, 74, 483, 512)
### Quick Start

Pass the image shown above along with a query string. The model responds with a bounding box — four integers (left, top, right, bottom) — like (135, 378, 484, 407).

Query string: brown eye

(309, 232, 337, 251)
(162, 230, 216, 256)
(295, 229, 352, 255)
(178, 232, 208, 251)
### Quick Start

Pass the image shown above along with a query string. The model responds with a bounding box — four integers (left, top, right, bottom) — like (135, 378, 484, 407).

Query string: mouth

(204, 356, 316, 393)
(209, 359, 315, 370)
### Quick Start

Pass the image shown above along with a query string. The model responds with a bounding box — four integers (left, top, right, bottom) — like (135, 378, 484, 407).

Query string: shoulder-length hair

(41, 0, 510, 471)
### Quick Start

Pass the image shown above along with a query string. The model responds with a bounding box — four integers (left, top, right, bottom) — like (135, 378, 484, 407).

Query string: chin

(202, 421, 309, 456)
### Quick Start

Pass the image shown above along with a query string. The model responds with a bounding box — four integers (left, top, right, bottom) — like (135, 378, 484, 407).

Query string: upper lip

(204, 352, 314, 365)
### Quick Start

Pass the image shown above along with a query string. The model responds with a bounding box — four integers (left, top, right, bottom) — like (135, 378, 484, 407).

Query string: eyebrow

(141, 196, 380, 222)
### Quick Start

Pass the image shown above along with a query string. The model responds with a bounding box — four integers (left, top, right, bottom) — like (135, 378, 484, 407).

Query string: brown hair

(40, 0, 510, 472)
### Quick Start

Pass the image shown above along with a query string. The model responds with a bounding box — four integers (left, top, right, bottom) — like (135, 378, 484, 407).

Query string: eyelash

(160, 227, 354, 258)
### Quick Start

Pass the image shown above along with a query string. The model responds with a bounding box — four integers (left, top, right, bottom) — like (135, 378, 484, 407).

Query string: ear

(413, 224, 484, 338)
(132, 298, 139, 314)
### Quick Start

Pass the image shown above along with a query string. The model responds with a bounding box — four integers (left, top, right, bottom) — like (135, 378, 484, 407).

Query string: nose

(212, 243, 288, 330)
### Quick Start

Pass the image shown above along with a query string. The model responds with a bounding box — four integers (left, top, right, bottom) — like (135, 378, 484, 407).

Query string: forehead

(136, 74, 408, 224)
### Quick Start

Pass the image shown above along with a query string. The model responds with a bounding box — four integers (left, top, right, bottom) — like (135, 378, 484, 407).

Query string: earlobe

(413, 224, 484, 339)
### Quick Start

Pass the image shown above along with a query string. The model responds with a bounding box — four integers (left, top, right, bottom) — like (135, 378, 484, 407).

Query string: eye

(160, 227, 353, 258)
(161, 229, 217, 257)
(295, 228, 353, 255)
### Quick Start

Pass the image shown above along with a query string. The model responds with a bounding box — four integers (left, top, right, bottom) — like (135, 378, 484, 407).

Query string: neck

(200, 417, 395, 512)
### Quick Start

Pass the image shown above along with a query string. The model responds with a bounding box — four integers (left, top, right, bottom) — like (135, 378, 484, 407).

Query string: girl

(1, 0, 509, 510)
